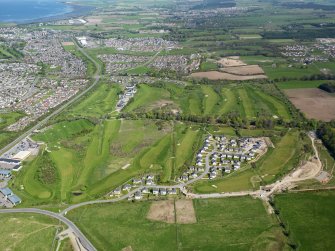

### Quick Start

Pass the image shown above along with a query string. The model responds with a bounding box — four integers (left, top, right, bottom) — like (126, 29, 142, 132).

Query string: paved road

(0, 40, 101, 156)
(0, 208, 97, 251)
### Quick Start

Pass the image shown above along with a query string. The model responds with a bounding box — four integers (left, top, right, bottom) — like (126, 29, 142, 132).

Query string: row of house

(114, 186, 178, 200)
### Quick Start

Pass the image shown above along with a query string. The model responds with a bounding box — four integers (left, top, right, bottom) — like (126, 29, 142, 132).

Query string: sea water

(0, 0, 73, 23)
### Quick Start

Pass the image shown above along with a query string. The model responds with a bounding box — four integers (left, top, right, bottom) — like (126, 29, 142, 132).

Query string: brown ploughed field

(285, 88, 335, 121)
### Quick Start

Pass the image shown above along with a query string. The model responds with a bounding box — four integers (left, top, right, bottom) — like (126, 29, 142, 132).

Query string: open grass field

(0, 213, 64, 251)
(275, 191, 335, 251)
(0, 112, 23, 149)
(256, 130, 300, 183)
(0, 112, 24, 130)
(123, 83, 292, 121)
(193, 168, 259, 193)
(63, 82, 120, 118)
(68, 197, 288, 251)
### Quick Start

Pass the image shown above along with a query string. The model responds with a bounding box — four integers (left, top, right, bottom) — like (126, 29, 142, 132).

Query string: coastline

(0, 2, 96, 25)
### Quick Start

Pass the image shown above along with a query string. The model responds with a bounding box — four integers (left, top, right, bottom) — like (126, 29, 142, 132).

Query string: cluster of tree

(281, 2, 335, 11)
(319, 82, 335, 93)
(317, 124, 335, 158)
(273, 73, 335, 82)
(262, 27, 335, 40)
(191, 0, 236, 10)
(118, 111, 317, 131)
(35, 152, 59, 185)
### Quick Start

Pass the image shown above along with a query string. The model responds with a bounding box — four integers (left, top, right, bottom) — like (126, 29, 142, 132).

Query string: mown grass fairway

(14, 118, 201, 204)
(63, 83, 120, 118)
(68, 197, 287, 251)
(0, 213, 64, 251)
(275, 191, 335, 251)
(124, 84, 171, 112)
(123, 83, 292, 120)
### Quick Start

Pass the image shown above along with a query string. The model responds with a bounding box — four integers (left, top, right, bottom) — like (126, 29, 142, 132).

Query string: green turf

(64, 83, 120, 118)
(275, 191, 335, 251)
(257, 130, 300, 183)
(0, 213, 64, 251)
(33, 119, 94, 147)
(0, 112, 24, 130)
(192, 167, 259, 193)
(67, 197, 288, 251)
(124, 84, 171, 112)
(201, 85, 220, 115)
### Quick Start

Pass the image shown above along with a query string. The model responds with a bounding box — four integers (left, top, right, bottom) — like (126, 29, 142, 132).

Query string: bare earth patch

(284, 88, 335, 121)
(291, 160, 319, 179)
(191, 71, 267, 80)
(85, 17, 102, 24)
(220, 65, 265, 75)
(122, 246, 133, 251)
(62, 42, 74, 46)
(175, 200, 197, 224)
(147, 200, 175, 223)
(192, 56, 267, 80)
(218, 56, 246, 67)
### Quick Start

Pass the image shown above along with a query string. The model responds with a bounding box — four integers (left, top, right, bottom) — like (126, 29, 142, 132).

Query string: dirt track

(285, 88, 335, 122)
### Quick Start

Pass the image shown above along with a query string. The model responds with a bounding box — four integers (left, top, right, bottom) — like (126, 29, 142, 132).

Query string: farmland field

(68, 197, 288, 251)
(285, 88, 335, 121)
(275, 191, 335, 251)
